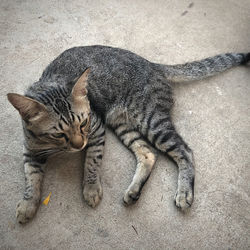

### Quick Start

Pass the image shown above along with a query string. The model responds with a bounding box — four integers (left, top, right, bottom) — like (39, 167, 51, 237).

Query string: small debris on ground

(132, 225, 138, 235)
(181, 10, 188, 16)
(43, 192, 52, 205)
(188, 2, 194, 8)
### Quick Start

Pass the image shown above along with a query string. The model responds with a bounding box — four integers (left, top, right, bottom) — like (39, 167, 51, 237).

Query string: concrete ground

(1, 0, 250, 249)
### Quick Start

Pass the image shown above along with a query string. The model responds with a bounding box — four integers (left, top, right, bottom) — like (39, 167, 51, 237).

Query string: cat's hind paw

(83, 182, 103, 208)
(123, 184, 141, 205)
(16, 199, 38, 224)
(174, 187, 193, 210)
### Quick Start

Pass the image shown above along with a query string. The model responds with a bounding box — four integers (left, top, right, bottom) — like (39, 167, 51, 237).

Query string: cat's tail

(159, 53, 250, 82)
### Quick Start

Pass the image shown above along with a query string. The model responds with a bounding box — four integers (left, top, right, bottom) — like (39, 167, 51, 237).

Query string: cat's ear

(7, 93, 48, 122)
(71, 68, 90, 99)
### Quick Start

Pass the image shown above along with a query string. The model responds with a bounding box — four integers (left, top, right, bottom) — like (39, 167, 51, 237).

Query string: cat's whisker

(34, 148, 62, 157)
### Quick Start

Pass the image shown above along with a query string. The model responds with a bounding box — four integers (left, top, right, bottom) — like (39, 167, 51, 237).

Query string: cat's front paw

(16, 199, 39, 224)
(174, 186, 193, 210)
(83, 182, 103, 208)
(123, 184, 141, 205)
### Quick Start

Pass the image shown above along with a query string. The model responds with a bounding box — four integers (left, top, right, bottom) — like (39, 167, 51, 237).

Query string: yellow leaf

(43, 192, 52, 205)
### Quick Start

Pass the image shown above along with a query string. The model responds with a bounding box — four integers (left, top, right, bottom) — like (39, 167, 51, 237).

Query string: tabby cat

(7, 45, 250, 223)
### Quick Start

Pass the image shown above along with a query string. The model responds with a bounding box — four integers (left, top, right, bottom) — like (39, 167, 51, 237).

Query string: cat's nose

(70, 135, 85, 150)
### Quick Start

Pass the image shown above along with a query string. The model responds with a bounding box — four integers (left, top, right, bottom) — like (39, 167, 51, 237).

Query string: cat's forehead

(54, 98, 72, 120)
(41, 86, 90, 114)
(52, 96, 90, 121)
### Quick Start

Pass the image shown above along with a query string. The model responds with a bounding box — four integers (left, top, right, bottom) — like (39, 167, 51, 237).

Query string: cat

(7, 45, 250, 223)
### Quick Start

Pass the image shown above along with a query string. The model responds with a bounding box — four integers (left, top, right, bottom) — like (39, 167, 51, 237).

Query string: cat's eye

(51, 133, 65, 139)
(80, 119, 88, 128)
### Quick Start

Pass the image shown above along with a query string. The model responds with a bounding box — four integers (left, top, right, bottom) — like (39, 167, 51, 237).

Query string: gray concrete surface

(1, 0, 250, 249)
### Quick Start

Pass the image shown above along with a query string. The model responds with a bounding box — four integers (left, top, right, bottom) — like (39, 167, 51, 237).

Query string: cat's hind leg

(111, 121, 157, 205)
(141, 112, 195, 210)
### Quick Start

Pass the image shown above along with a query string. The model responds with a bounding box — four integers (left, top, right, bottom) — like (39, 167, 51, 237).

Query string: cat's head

(7, 69, 91, 153)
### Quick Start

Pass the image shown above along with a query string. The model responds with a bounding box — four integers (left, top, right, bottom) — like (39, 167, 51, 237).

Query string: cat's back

(39, 45, 167, 114)
(39, 46, 164, 114)
(41, 45, 154, 84)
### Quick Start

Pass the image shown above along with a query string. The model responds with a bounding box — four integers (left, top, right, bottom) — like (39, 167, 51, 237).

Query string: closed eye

(51, 133, 67, 139)
(80, 119, 88, 128)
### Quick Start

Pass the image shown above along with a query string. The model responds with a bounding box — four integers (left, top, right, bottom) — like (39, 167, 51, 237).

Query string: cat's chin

(67, 148, 85, 153)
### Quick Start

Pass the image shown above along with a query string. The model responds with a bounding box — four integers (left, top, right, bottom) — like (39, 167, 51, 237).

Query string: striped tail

(160, 53, 250, 82)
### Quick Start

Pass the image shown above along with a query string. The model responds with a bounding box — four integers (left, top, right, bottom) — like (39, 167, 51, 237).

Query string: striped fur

(7, 45, 250, 223)
(83, 112, 105, 207)
(161, 53, 250, 82)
